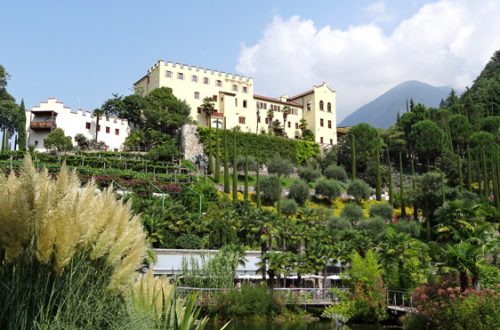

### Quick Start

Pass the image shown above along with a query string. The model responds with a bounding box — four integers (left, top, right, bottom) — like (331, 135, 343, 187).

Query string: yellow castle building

(134, 60, 337, 146)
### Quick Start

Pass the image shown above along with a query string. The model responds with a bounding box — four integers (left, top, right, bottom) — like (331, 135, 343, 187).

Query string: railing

(386, 290, 416, 313)
(30, 121, 56, 129)
(175, 287, 348, 306)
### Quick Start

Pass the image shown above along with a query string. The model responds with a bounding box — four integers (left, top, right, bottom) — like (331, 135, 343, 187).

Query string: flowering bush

(407, 283, 500, 329)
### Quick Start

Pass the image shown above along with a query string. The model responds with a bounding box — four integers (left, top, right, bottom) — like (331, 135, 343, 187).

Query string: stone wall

(180, 124, 204, 161)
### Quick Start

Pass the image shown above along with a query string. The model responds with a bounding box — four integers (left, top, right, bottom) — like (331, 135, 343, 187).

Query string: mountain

(340, 80, 452, 128)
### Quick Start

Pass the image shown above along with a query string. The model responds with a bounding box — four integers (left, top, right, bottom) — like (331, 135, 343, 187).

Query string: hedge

(196, 126, 320, 165)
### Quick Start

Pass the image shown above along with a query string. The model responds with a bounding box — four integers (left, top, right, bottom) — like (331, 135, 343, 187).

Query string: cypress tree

(17, 99, 27, 151)
(244, 155, 249, 202)
(223, 118, 230, 194)
(399, 152, 406, 218)
(482, 146, 488, 199)
(375, 142, 381, 201)
(491, 155, 499, 209)
(214, 129, 220, 183)
(351, 135, 356, 180)
(457, 154, 463, 189)
(207, 125, 213, 175)
(386, 147, 393, 204)
(1, 129, 5, 151)
(256, 160, 261, 209)
(411, 155, 418, 222)
(232, 128, 238, 202)
(467, 145, 472, 191)
(441, 171, 446, 204)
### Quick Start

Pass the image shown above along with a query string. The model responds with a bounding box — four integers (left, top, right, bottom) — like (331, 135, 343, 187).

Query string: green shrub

(329, 217, 353, 231)
(347, 179, 370, 202)
(315, 179, 342, 200)
(368, 202, 393, 219)
(324, 164, 347, 182)
(393, 219, 421, 237)
(358, 217, 386, 236)
(267, 156, 293, 177)
(175, 234, 203, 249)
(279, 199, 298, 216)
(298, 166, 321, 182)
(213, 284, 279, 320)
(288, 180, 310, 205)
(341, 203, 364, 224)
(197, 126, 320, 164)
(258, 175, 282, 205)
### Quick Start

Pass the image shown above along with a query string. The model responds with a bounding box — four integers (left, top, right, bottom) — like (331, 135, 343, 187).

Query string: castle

(134, 60, 337, 146)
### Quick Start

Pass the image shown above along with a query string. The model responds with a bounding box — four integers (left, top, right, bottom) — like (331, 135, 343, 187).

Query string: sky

(1, 0, 499, 121)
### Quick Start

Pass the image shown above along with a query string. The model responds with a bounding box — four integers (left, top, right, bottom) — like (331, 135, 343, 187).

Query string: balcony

(30, 120, 57, 130)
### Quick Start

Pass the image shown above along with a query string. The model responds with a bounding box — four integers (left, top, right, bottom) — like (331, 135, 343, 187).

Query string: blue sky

(1, 0, 499, 120)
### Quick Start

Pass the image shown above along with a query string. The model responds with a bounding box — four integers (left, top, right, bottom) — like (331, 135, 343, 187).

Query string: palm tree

(93, 108, 104, 142)
(282, 106, 291, 136)
(200, 97, 216, 126)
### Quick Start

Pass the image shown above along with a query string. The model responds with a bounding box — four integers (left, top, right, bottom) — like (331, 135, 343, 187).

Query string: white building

(26, 98, 130, 151)
(134, 60, 337, 146)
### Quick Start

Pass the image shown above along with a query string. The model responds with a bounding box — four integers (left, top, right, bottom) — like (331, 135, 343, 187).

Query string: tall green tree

(411, 120, 446, 169)
(232, 128, 238, 202)
(16, 99, 26, 151)
(375, 142, 382, 201)
(214, 129, 221, 183)
(223, 118, 230, 194)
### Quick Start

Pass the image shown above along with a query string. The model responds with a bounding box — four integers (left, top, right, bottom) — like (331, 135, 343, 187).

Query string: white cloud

(362, 1, 393, 24)
(236, 0, 500, 121)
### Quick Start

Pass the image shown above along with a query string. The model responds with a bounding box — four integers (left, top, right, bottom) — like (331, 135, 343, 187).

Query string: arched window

(319, 100, 324, 111)
(327, 102, 332, 112)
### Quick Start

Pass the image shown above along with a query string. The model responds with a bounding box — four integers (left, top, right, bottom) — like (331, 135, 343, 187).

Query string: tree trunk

(460, 271, 468, 291)
(399, 152, 406, 218)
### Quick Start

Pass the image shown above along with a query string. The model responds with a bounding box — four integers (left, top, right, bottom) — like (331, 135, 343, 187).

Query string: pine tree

(232, 128, 238, 202)
(399, 152, 406, 218)
(17, 99, 27, 151)
(223, 118, 230, 194)
(214, 129, 221, 183)
(375, 142, 381, 201)
(457, 154, 463, 189)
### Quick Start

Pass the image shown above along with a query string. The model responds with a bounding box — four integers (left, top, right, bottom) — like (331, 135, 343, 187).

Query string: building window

(85, 122, 91, 129)
(105, 126, 110, 133)
(327, 102, 332, 112)
(295, 123, 299, 129)
(328, 120, 332, 128)
(216, 80, 222, 87)
(307, 101, 311, 111)
(320, 137, 324, 144)
(194, 91, 200, 99)
(165, 70, 172, 78)
(197, 107, 202, 114)
(235, 98, 238, 106)
(203, 77, 209, 84)
(330, 139, 333, 145)
(319, 100, 324, 111)
(177, 72, 184, 80)
(320, 118, 324, 127)
(97, 125, 101, 132)
(239, 116, 246, 124)
(288, 122, 291, 128)
(115, 128, 120, 135)
(243, 100, 247, 108)
(242, 86, 248, 93)
(265, 118, 269, 124)
(258, 116, 261, 123)
(211, 95, 217, 102)
(232, 84, 238, 92)
(192, 75, 198, 82)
